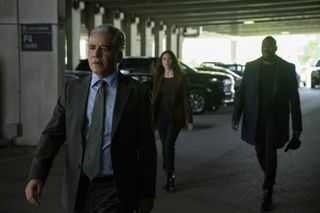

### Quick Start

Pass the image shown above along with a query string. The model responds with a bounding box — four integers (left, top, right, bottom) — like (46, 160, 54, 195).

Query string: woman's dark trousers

(156, 110, 181, 177)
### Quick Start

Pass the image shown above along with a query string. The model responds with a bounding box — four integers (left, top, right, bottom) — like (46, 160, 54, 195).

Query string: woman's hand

(187, 123, 193, 130)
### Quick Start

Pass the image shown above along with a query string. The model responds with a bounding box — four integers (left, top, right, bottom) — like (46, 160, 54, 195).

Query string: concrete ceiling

(87, 0, 320, 36)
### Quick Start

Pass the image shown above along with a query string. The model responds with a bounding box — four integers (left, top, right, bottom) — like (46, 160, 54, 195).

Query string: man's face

(261, 38, 277, 61)
(88, 32, 122, 77)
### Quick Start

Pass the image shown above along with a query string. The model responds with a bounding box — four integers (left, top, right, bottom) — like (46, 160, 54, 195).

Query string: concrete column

(140, 18, 154, 56)
(154, 22, 166, 57)
(166, 24, 173, 52)
(124, 15, 131, 56)
(147, 21, 155, 56)
(66, 1, 84, 69)
(154, 22, 160, 57)
(172, 27, 178, 55)
(231, 40, 237, 63)
(177, 27, 184, 59)
(80, 23, 89, 59)
(114, 11, 124, 32)
(0, 0, 65, 145)
(0, 1, 20, 145)
(84, 3, 104, 29)
(124, 15, 140, 56)
(94, 6, 105, 27)
(140, 17, 147, 56)
(167, 25, 179, 55)
(80, 4, 104, 60)
(84, 2, 94, 34)
(103, 8, 115, 25)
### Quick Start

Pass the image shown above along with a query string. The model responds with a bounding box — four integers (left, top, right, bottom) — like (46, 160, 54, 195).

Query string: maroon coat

(152, 70, 193, 128)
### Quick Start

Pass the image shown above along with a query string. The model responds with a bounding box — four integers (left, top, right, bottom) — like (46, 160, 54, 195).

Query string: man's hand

(231, 120, 239, 131)
(136, 198, 154, 213)
(25, 179, 43, 206)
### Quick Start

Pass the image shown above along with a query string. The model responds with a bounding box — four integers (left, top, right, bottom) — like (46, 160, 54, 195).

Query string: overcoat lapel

(111, 73, 131, 138)
(272, 59, 281, 98)
(252, 59, 261, 91)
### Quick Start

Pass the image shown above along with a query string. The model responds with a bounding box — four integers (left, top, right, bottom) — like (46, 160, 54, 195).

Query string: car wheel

(189, 91, 206, 114)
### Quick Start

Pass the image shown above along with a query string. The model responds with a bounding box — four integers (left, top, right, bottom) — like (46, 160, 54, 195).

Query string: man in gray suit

(232, 36, 302, 211)
(25, 24, 157, 213)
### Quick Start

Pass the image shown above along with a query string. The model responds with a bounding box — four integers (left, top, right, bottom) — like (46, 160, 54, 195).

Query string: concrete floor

(1, 88, 320, 213)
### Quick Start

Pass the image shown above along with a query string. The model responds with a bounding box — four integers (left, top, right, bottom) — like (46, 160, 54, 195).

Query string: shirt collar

(91, 71, 118, 88)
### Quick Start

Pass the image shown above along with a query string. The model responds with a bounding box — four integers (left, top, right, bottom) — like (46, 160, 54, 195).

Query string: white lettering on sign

(24, 43, 37, 48)
(23, 35, 33, 43)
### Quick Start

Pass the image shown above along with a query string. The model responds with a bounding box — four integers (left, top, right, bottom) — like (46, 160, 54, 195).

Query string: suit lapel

(76, 75, 91, 138)
(111, 73, 131, 138)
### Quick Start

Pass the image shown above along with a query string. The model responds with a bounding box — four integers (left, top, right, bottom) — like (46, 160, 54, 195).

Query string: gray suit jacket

(232, 56, 302, 148)
(28, 72, 157, 213)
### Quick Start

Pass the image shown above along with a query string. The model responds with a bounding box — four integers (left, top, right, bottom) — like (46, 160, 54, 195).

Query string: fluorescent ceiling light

(243, 20, 255, 24)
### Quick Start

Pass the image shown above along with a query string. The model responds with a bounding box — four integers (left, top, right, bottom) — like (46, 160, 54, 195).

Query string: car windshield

(180, 62, 198, 73)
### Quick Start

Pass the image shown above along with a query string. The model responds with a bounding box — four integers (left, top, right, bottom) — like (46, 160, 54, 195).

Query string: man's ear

(117, 51, 123, 63)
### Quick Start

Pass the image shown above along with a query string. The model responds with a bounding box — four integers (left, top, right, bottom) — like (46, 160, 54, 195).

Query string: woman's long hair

(155, 50, 182, 75)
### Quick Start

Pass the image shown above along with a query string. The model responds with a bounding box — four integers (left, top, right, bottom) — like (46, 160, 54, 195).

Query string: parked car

(193, 66, 235, 104)
(200, 61, 244, 76)
(311, 67, 320, 88)
(66, 57, 228, 114)
(120, 57, 227, 113)
(65, 70, 91, 81)
(197, 64, 242, 91)
(64, 59, 91, 80)
(299, 60, 320, 88)
(118, 57, 156, 90)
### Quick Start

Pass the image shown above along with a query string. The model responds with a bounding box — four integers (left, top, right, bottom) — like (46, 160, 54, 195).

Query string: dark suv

(119, 57, 228, 113)
(311, 60, 320, 88)
(67, 57, 229, 114)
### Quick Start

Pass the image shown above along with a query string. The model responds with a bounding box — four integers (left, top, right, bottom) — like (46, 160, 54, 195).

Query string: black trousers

(255, 120, 277, 190)
(75, 174, 122, 213)
(156, 109, 181, 177)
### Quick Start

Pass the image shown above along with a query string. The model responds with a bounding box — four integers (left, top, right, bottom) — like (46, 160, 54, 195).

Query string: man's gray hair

(89, 24, 125, 52)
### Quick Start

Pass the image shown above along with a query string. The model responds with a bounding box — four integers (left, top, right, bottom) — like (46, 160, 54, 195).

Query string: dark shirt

(258, 62, 276, 123)
(159, 77, 174, 111)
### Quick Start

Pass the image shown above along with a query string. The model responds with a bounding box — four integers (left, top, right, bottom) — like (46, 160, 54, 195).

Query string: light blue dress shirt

(84, 72, 118, 176)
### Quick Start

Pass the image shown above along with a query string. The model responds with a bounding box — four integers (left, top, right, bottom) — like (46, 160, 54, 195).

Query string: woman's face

(162, 53, 172, 69)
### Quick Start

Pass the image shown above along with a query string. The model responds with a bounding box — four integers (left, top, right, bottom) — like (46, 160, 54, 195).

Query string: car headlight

(209, 77, 218, 83)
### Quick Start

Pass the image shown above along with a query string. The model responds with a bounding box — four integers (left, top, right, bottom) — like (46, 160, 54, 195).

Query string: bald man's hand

(231, 120, 239, 131)
(25, 179, 43, 206)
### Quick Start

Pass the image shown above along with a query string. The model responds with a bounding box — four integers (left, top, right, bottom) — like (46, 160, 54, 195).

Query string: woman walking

(152, 50, 193, 191)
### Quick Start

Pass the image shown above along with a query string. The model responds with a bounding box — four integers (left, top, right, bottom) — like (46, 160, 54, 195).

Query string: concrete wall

(0, 0, 65, 145)
(0, 25, 20, 140)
